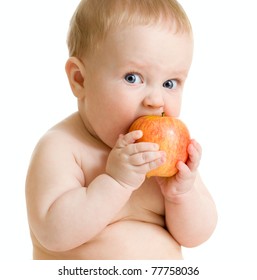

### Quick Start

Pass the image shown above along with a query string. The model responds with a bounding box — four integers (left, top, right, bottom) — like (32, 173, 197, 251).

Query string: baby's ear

(65, 57, 86, 99)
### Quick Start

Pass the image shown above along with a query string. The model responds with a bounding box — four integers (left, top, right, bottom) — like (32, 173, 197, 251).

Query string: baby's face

(80, 24, 193, 147)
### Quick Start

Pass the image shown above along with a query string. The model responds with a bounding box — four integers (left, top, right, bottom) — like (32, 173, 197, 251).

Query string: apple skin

(129, 115, 190, 177)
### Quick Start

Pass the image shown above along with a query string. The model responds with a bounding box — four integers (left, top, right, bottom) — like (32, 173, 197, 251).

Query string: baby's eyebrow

(122, 58, 190, 80)
(168, 69, 189, 79)
(124, 60, 148, 70)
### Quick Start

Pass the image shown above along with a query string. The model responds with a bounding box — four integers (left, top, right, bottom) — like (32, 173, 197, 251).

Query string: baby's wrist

(163, 186, 195, 204)
(104, 173, 136, 192)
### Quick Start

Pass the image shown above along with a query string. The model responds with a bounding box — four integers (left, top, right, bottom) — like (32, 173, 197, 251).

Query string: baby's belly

(34, 221, 182, 260)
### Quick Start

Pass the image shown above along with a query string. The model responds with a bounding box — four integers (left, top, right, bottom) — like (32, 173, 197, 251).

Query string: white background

(0, 0, 257, 276)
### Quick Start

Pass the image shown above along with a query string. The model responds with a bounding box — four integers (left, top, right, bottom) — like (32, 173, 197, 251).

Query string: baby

(26, 0, 217, 259)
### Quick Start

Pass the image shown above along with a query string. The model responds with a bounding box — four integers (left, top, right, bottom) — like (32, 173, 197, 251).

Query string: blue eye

(163, 79, 177, 89)
(124, 73, 142, 84)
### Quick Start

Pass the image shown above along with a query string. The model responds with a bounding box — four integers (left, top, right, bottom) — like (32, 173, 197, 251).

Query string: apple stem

(162, 112, 165, 117)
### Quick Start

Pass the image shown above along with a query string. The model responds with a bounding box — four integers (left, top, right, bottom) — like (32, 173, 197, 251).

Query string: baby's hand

(156, 139, 202, 200)
(106, 130, 166, 189)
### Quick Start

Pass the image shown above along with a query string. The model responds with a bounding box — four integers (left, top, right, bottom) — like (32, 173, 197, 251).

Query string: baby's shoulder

(31, 112, 106, 169)
(29, 112, 108, 185)
(36, 113, 88, 150)
(30, 114, 85, 165)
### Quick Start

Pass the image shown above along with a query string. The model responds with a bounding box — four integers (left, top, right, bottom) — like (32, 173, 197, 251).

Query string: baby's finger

(175, 161, 196, 189)
(176, 161, 192, 179)
(148, 156, 166, 172)
(190, 139, 202, 155)
(129, 151, 166, 166)
(187, 142, 201, 171)
(115, 130, 143, 148)
(125, 142, 159, 155)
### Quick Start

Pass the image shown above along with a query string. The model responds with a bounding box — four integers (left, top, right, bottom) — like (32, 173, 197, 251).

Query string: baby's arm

(157, 140, 217, 247)
(26, 130, 164, 252)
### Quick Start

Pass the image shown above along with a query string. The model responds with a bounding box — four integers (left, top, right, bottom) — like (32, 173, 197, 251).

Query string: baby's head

(67, 0, 192, 59)
(66, 0, 193, 147)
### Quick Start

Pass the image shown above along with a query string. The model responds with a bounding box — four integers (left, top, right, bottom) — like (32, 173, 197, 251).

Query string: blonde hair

(67, 0, 192, 58)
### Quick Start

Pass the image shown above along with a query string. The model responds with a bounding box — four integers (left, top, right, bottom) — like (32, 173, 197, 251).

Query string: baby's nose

(143, 90, 164, 110)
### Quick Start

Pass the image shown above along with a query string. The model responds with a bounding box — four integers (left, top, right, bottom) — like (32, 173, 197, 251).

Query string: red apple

(129, 114, 190, 177)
